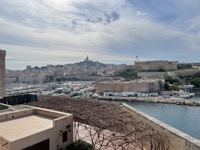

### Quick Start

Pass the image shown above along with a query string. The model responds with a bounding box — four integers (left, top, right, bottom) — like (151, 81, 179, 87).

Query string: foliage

(182, 73, 200, 88)
(177, 63, 192, 69)
(166, 72, 200, 89)
(164, 83, 170, 90)
(165, 76, 179, 84)
(33, 66, 40, 69)
(146, 68, 166, 72)
(56, 65, 64, 68)
(41, 66, 47, 69)
(169, 83, 178, 91)
(157, 68, 166, 72)
(116, 68, 138, 79)
(190, 78, 200, 88)
(171, 72, 200, 88)
(66, 140, 92, 150)
(164, 76, 179, 91)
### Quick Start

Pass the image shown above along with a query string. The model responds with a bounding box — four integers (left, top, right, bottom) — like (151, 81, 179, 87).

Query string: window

(62, 131, 67, 143)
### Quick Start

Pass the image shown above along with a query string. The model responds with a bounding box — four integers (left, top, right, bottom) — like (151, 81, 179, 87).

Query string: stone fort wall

(96, 80, 162, 94)
(175, 69, 200, 77)
(137, 72, 167, 79)
(134, 60, 178, 71)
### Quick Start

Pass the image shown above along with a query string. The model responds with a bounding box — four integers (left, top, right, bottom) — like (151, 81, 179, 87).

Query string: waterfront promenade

(98, 96, 200, 106)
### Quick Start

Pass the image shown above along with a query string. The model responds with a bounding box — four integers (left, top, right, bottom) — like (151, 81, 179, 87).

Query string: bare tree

(29, 96, 170, 150)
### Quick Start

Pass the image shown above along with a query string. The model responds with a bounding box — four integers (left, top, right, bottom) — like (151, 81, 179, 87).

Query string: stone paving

(76, 123, 143, 150)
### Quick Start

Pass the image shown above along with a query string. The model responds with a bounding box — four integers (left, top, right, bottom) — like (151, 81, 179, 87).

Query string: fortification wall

(175, 69, 200, 77)
(137, 72, 167, 79)
(96, 80, 161, 94)
(0, 50, 6, 98)
(123, 103, 200, 150)
(134, 61, 177, 71)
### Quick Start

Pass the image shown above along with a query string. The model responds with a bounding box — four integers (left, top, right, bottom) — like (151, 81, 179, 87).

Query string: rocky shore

(98, 96, 200, 106)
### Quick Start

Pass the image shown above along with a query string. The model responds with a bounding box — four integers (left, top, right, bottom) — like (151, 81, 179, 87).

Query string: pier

(98, 96, 200, 106)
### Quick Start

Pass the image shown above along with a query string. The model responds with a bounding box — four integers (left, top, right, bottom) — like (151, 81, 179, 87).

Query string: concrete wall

(0, 50, 6, 98)
(96, 80, 162, 94)
(123, 103, 200, 150)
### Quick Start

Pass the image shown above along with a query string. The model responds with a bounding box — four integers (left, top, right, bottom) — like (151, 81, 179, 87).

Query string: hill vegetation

(177, 63, 192, 69)
(180, 72, 200, 88)
(116, 68, 138, 79)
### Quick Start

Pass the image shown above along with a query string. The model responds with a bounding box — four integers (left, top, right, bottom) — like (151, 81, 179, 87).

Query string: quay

(98, 96, 200, 106)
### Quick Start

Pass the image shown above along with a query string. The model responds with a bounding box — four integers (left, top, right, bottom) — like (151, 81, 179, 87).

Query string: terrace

(28, 96, 170, 150)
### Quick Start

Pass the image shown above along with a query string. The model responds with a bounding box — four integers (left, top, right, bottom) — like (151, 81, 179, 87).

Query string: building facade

(0, 50, 6, 98)
(0, 105, 73, 150)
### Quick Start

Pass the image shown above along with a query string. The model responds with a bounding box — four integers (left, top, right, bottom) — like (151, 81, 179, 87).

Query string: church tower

(84, 55, 89, 62)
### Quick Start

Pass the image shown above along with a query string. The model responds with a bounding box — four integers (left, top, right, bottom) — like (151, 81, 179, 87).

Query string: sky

(0, 0, 200, 70)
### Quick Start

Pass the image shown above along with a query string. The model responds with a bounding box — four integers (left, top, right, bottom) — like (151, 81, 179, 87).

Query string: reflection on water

(125, 101, 200, 140)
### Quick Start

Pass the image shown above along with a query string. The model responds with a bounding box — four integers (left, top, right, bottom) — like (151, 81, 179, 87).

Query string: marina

(5, 81, 200, 141)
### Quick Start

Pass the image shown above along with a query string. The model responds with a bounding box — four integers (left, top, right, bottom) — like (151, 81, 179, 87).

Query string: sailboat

(179, 90, 195, 98)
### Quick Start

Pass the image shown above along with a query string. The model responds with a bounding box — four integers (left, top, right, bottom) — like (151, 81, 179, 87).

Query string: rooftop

(0, 114, 54, 142)
(0, 105, 72, 142)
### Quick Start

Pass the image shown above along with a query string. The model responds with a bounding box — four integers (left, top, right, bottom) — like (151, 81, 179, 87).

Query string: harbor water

(125, 96, 200, 140)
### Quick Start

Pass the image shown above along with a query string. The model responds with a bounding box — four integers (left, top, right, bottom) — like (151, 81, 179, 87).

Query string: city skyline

(0, 0, 200, 70)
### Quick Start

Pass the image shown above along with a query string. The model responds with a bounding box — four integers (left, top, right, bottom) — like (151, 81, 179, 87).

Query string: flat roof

(0, 114, 54, 142)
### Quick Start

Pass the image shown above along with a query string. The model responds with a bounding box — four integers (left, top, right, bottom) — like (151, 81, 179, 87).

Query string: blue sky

(0, 0, 200, 70)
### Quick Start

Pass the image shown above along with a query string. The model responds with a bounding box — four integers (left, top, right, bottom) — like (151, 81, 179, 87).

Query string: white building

(0, 105, 73, 150)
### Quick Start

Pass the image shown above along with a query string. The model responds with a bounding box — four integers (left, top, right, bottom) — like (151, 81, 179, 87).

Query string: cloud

(0, 0, 200, 70)
(136, 11, 148, 16)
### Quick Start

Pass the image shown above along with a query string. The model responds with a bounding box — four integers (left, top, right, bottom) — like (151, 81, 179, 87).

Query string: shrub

(66, 140, 92, 150)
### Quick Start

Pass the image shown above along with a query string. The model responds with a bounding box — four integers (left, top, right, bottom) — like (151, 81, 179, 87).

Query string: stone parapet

(123, 103, 200, 150)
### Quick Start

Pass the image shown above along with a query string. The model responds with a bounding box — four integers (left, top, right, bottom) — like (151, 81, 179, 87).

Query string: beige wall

(96, 80, 162, 94)
(10, 115, 73, 150)
(123, 103, 200, 150)
(0, 106, 73, 150)
(0, 50, 6, 98)
(0, 137, 10, 150)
